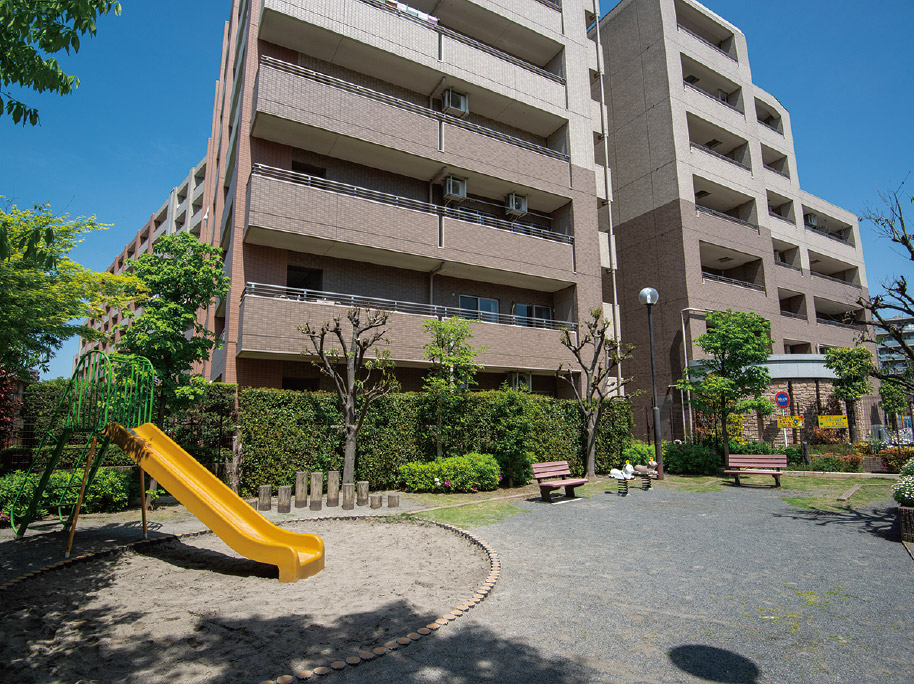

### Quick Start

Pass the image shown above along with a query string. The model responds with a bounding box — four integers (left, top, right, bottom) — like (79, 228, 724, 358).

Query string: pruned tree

(299, 307, 399, 484)
(823, 346, 874, 444)
(879, 376, 908, 443)
(557, 308, 631, 479)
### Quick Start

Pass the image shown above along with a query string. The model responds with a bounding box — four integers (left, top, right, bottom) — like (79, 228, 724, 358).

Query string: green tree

(824, 346, 874, 444)
(421, 317, 486, 458)
(676, 309, 774, 463)
(115, 232, 229, 424)
(557, 308, 630, 479)
(299, 307, 399, 484)
(1, 0, 121, 125)
(879, 377, 908, 436)
(0, 199, 142, 374)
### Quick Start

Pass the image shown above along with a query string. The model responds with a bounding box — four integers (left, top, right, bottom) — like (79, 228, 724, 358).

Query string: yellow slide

(104, 422, 324, 582)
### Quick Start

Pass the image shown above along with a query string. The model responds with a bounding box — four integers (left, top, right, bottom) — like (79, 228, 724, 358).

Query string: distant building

(876, 316, 914, 376)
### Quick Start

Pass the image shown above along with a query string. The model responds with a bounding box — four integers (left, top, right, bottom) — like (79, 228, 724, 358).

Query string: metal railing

(763, 163, 789, 178)
(805, 224, 850, 245)
(242, 282, 577, 332)
(774, 258, 802, 273)
(758, 119, 782, 135)
(811, 271, 860, 288)
(252, 164, 574, 244)
(534, 0, 561, 10)
(359, 0, 565, 84)
(701, 271, 765, 292)
(683, 80, 744, 115)
(690, 142, 750, 170)
(260, 57, 568, 162)
(779, 310, 807, 321)
(696, 204, 759, 232)
(816, 316, 861, 330)
(677, 24, 737, 62)
(769, 211, 795, 225)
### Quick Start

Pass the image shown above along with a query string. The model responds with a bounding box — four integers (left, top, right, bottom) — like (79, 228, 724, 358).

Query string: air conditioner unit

(441, 88, 469, 118)
(804, 213, 818, 227)
(509, 372, 532, 391)
(443, 176, 467, 202)
(505, 193, 528, 217)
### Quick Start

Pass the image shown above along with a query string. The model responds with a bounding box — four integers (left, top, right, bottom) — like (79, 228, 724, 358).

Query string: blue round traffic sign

(775, 391, 790, 408)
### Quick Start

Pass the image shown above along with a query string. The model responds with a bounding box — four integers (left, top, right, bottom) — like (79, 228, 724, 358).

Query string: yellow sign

(818, 415, 848, 429)
(778, 416, 805, 429)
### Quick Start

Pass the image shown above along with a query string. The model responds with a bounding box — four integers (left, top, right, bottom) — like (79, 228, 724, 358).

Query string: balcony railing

(774, 258, 802, 272)
(360, 0, 564, 84)
(696, 204, 759, 233)
(763, 163, 789, 178)
(758, 119, 782, 135)
(779, 310, 807, 321)
(769, 211, 795, 225)
(701, 271, 765, 292)
(242, 282, 577, 331)
(811, 271, 860, 288)
(252, 164, 574, 244)
(683, 80, 743, 114)
(260, 57, 568, 162)
(816, 316, 861, 330)
(805, 224, 850, 245)
(677, 24, 737, 62)
(534, 0, 561, 10)
(690, 142, 750, 170)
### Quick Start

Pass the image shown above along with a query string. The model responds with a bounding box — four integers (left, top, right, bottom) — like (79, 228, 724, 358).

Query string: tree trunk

(342, 404, 357, 484)
(721, 405, 731, 466)
(845, 399, 857, 444)
(228, 427, 243, 494)
(435, 409, 443, 459)
(584, 413, 597, 479)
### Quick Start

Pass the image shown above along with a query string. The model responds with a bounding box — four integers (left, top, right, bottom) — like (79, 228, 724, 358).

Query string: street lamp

(639, 287, 664, 479)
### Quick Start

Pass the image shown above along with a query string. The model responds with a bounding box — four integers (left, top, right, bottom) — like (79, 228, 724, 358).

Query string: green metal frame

(9, 351, 155, 537)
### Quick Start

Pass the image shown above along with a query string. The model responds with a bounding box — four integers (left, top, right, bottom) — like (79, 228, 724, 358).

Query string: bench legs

(773, 474, 781, 487)
(563, 485, 579, 499)
(733, 473, 741, 486)
(539, 487, 553, 503)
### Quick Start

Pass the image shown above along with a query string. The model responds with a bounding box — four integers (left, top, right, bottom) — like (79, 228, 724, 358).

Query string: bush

(879, 448, 914, 473)
(729, 440, 778, 455)
(900, 458, 914, 477)
(893, 475, 914, 507)
(621, 442, 655, 466)
(662, 442, 719, 475)
(783, 445, 804, 465)
(808, 454, 862, 473)
(399, 453, 500, 493)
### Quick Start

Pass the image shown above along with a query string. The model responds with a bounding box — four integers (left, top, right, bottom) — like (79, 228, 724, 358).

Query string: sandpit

(0, 517, 492, 682)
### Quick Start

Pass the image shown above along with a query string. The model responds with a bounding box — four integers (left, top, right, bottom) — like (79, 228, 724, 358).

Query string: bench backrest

(532, 461, 572, 481)
(728, 454, 787, 469)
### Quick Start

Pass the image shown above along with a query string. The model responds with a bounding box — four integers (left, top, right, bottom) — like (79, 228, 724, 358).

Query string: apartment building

(595, 0, 873, 442)
(202, 0, 615, 395)
(876, 316, 914, 377)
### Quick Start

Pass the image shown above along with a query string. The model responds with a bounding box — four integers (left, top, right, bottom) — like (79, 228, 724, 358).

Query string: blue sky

(2, 0, 912, 379)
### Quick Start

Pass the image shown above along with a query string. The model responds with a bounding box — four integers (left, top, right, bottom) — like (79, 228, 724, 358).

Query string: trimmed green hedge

(239, 388, 633, 496)
(400, 453, 500, 493)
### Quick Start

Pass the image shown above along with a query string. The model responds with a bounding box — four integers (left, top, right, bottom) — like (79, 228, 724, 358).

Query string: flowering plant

(893, 475, 914, 507)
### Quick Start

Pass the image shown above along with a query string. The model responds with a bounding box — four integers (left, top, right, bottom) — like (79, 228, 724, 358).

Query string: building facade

(595, 0, 873, 442)
(876, 316, 914, 377)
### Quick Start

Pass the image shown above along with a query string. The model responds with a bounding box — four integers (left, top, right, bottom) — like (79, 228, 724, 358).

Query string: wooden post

(65, 436, 96, 559)
(356, 480, 369, 506)
(277, 485, 292, 513)
(388, 493, 399, 508)
(369, 492, 383, 509)
(310, 472, 323, 511)
(139, 468, 148, 539)
(295, 471, 309, 508)
(326, 471, 340, 507)
(258, 485, 272, 511)
(342, 482, 355, 510)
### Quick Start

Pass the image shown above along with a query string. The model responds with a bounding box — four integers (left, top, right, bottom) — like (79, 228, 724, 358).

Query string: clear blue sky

(1, 0, 912, 379)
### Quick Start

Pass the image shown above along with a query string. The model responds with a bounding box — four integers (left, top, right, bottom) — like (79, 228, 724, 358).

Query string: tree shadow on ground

(668, 645, 760, 683)
(772, 505, 899, 541)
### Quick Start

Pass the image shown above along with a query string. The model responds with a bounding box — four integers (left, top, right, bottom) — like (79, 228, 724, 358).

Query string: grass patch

(777, 477, 894, 512)
(411, 500, 528, 528)
(653, 475, 726, 493)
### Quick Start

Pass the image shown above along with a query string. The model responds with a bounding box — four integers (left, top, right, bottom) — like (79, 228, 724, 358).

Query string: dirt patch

(0, 518, 490, 682)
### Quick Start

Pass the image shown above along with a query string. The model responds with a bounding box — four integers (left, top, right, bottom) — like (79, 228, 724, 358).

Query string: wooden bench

(724, 454, 787, 487)
(531, 461, 588, 502)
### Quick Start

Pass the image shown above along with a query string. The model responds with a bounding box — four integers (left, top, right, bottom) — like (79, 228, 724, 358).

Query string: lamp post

(639, 287, 664, 479)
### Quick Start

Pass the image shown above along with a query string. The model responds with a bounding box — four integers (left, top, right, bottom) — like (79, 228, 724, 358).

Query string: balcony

(700, 241, 766, 293)
(780, 310, 807, 321)
(686, 112, 751, 171)
(701, 271, 765, 292)
(696, 205, 758, 233)
(681, 54, 743, 115)
(814, 297, 864, 331)
(755, 98, 783, 135)
(675, 0, 737, 62)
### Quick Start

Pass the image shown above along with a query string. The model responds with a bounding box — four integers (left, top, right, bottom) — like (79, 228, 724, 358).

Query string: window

(282, 377, 319, 392)
(287, 266, 322, 292)
(514, 303, 552, 327)
(291, 161, 326, 178)
(459, 295, 499, 323)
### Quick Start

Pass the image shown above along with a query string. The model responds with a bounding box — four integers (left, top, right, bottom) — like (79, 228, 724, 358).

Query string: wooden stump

(258, 485, 272, 511)
(277, 485, 292, 513)
(369, 492, 383, 509)
(310, 472, 323, 511)
(295, 471, 309, 508)
(342, 482, 355, 510)
(326, 471, 340, 507)
(356, 481, 369, 506)
(388, 493, 400, 508)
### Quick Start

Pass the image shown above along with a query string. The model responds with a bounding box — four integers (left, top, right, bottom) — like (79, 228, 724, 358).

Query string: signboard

(775, 391, 790, 408)
(778, 416, 805, 429)
(818, 415, 849, 429)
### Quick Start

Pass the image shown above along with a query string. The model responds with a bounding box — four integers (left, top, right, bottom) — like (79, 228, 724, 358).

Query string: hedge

(238, 388, 633, 496)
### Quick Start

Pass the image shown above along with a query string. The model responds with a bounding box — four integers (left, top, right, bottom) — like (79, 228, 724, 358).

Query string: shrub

(808, 454, 862, 473)
(783, 445, 804, 465)
(879, 448, 914, 473)
(893, 475, 914, 507)
(399, 453, 500, 493)
(662, 442, 719, 475)
(621, 442, 655, 466)
(900, 458, 914, 477)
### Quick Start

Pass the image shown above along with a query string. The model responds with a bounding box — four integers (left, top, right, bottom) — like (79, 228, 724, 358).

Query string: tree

(299, 307, 399, 484)
(0, 1, 121, 125)
(823, 346, 874, 444)
(557, 308, 630, 479)
(421, 317, 486, 458)
(676, 309, 774, 463)
(0, 199, 142, 375)
(115, 232, 230, 424)
(859, 179, 914, 392)
(879, 376, 908, 437)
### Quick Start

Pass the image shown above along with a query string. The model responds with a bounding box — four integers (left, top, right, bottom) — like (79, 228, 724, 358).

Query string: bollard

(356, 481, 369, 506)
(295, 471, 309, 508)
(310, 472, 323, 511)
(258, 485, 272, 511)
(327, 471, 340, 507)
(277, 485, 292, 513)
(369, 492, 383, 509)
(388, 493, 400, 508)
(342, 482, 355, 510)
